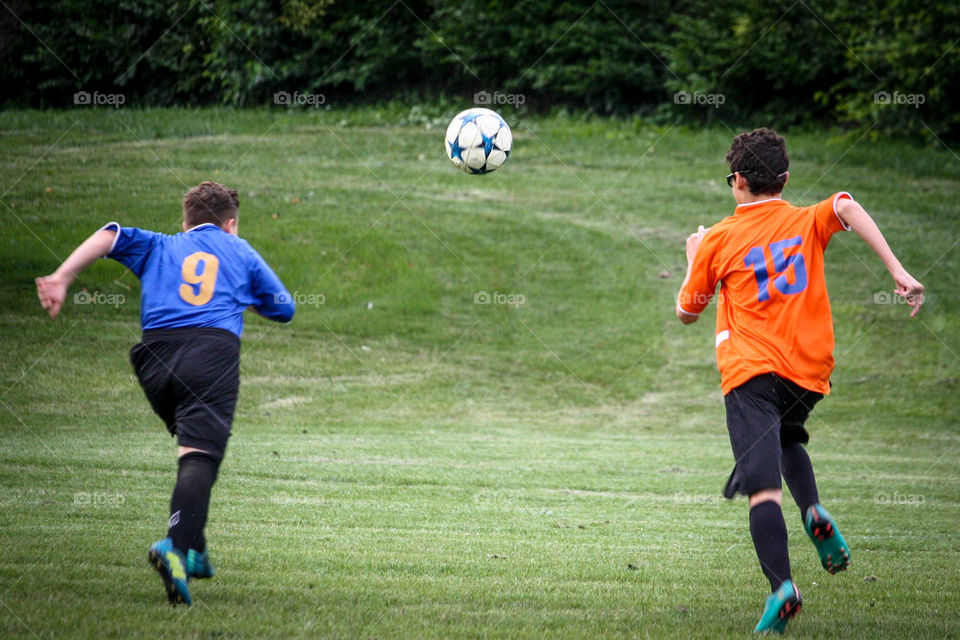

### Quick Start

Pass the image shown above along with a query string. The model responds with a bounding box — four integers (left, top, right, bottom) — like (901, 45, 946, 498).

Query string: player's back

(686, 193, 851, 394)
(105, 222, 294, 336)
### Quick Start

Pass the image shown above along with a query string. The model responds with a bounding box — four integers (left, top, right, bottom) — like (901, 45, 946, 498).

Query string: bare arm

(676, 225, 708, 324)
(36, 229, 117, 319)
(836, 198, 924, 317)
(676, 305, 699, 324)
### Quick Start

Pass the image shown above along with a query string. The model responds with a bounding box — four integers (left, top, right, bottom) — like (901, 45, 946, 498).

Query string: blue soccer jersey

(103, 222, 295, 336)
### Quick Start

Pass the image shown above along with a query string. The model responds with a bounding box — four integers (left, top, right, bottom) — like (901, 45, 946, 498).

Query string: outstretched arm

(36, 229, 116, 319)
(836, 198, 924, 317)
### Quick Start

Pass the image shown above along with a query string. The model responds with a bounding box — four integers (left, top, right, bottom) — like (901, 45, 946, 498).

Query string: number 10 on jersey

(744, 236, 808, 302)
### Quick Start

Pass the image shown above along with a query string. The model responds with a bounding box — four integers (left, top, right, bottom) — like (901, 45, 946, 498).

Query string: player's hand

(893, 270, 924, 317)
(36, 274, 68, 319)
(685, 225, 709, 263)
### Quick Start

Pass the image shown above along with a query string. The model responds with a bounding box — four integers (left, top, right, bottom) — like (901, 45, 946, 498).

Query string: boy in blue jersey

(36, 181, 295, 606)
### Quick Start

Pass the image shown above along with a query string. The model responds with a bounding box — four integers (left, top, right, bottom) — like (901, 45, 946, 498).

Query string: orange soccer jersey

(677, 193, 852, 395)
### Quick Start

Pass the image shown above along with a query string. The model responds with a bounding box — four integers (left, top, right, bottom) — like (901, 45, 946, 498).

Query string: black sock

(167, 452, 219, 554)
(749, 500, 792, 591)
(781, 442, 820, 519)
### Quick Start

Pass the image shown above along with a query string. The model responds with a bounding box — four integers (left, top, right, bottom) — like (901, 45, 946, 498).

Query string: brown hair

(182, 181, 239, 228)
(725, 128, 789, 196)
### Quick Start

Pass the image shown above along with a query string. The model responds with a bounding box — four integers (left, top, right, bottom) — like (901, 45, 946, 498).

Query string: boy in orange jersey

(675, 128, 924, 633)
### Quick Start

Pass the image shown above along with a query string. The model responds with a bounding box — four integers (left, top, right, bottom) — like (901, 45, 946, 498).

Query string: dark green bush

(1, 0, 957, 139)
(423, 0, 673, 112)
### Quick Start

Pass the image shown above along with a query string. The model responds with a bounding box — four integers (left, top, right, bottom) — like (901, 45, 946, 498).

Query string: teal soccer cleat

(804, 503, 850, 574)
(187, 548, 215, 579)
(754, 579, 802, 634)
(148, 538, 192, 606)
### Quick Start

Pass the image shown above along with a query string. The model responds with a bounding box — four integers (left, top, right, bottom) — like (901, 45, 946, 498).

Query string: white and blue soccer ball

(444, 108, 512, 174)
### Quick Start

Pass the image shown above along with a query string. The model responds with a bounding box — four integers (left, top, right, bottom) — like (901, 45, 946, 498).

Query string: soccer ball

(444, 108, 512, 174)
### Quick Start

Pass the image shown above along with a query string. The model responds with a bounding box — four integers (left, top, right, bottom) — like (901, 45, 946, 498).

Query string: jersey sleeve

(677, 231, 720, 316)
(103, 222, 162, 277)
(813, 192, 853, 246)
(247, 248, 296, 323)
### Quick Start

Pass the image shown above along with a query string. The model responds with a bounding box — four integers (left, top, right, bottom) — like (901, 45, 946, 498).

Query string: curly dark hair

(182, 181, 239, 227)
(725, 128, 789, 195)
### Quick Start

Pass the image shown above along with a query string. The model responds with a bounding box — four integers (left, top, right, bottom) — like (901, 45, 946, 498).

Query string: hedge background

(2, 0, 958, 139)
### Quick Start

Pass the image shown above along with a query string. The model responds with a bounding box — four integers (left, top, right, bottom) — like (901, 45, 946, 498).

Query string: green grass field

(1, 106, 958, 639)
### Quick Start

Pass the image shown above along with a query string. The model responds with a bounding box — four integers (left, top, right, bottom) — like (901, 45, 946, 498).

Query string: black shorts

(722, 373, 823, 498)
(130, 327, 240, 461)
